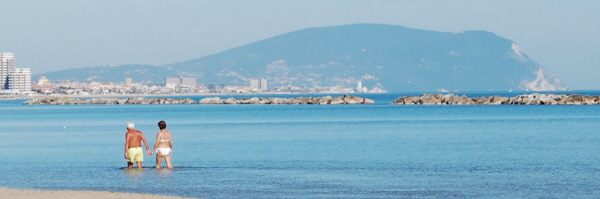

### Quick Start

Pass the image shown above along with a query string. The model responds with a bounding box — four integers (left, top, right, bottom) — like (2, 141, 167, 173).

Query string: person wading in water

(151, 120, 174, 169)
(124, 122, 151, 169)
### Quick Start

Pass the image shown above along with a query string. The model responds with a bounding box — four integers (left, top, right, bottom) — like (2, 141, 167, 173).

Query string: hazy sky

(1, 0, 599, 89)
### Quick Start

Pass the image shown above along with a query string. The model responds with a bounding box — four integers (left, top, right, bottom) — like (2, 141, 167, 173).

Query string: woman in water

(152, 120, 173, 168)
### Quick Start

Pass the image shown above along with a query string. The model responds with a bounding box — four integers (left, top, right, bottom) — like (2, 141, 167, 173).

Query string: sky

(1, 0, 599, 89)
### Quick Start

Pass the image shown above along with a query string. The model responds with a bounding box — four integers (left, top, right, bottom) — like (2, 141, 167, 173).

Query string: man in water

(124, 122, 151, 169)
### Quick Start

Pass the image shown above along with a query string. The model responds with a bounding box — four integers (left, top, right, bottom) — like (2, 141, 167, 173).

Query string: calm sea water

(1, 92, 600, 198)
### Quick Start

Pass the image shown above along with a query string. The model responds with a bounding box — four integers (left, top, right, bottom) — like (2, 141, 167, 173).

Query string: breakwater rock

(22, 97, 197, 105)
(22, 95, 374, 105)
(392, 93, 600, 105)
(198, 95, 374, 104)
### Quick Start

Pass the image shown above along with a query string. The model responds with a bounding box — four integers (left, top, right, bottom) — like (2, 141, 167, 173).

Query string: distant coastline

(0, 91, 373, 101)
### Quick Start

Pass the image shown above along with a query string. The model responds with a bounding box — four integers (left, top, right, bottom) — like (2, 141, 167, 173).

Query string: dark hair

(158, 121, 167, 130)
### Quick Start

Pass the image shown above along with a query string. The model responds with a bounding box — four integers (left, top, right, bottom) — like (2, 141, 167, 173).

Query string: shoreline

(0, 187, 197, 199)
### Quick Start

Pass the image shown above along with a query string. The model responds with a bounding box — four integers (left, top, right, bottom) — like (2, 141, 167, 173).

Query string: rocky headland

(37, 24, 567, 93)
(22, 95, 375, 105)
(392, 93, 599, 105)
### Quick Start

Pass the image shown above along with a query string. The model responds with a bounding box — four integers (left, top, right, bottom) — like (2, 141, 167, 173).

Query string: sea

(1, 91, 600, 199)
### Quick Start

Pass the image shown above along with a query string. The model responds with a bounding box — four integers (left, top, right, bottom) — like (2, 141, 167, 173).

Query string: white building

(356, 80, 367, 92)
(180, 77, 196, 86)
(260, 79, 268, 90)
(0, 52, 15, 89)
(8, 68, 31, 92)
(165, 77, 197, 88)
(38, 76, 50, 85)
(164, 77, 180, 88)
(250, 79, 260, 89)
(250, 78, 268, 91)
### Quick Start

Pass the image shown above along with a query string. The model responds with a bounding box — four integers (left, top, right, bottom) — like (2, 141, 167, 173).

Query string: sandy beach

(0, 188, 197, 199)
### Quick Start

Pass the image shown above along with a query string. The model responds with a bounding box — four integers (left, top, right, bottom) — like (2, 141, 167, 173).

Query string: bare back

(155, 129, 173, 148)
(126, 129, 146, 148)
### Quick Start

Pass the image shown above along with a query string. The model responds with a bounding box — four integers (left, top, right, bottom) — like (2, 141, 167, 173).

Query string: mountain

(36, 23, 568, 92)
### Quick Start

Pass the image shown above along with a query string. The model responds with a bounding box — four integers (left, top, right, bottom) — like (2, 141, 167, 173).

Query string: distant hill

(36, 23, 568, 92)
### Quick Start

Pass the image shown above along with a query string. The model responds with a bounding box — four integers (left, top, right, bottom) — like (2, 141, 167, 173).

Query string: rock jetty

(22, 97, 197, 105)
(22, 95, 375, 105)
(198, 95, 374, 105)
(392, 93, 600, 105)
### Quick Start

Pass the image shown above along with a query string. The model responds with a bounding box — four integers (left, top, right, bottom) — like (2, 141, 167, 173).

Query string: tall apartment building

(0, 52, 15, 90)
(260, 78, 268, 90)
(8, 68, 32, 92)
(250, 79, 260, 89)
(250, 78, 268, 91)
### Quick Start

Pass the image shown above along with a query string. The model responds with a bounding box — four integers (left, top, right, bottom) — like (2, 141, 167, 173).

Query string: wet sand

(0, 187, 197, 199)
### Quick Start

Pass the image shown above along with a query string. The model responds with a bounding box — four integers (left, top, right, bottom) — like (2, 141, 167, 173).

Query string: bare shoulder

(127, 130, 144, 137)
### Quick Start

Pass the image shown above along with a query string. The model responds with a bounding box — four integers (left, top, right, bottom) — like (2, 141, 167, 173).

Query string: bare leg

(156, 152, 163, 168)
(136, 161, 143, 169)
(165, 153, 173, 169)
(127, 162, 133, 169)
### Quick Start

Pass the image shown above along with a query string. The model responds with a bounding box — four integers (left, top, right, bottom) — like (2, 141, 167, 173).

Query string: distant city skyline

(1, 1, 599, 89)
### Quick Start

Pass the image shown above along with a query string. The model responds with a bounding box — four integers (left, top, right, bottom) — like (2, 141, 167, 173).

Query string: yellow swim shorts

(127, 147, 144, 163)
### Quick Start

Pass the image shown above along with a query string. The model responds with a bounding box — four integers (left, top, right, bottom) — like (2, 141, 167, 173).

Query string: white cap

(127, 122, 135, 128)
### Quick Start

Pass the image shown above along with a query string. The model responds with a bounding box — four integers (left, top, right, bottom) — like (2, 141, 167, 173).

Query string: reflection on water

(123, 168, 144, 179)
(156, 168, 174, 177)
(121, 167, 175, 178)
